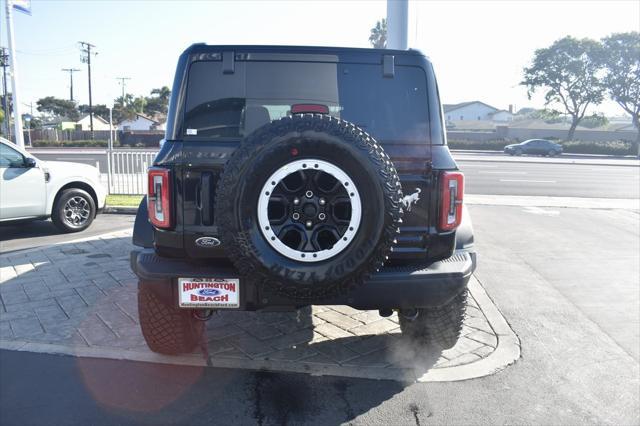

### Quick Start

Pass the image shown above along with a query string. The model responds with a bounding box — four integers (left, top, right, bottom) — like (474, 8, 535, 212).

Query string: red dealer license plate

(178, 278, 240, 308)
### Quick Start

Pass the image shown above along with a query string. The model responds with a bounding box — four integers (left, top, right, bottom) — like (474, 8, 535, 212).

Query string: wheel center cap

(302, 202, 317, 217)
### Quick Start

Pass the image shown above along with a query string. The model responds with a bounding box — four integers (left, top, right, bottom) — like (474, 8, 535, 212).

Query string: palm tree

(369, 19, 387, 49)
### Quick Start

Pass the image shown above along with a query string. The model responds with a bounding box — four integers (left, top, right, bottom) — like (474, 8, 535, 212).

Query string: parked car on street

(130, 45, 476, 355)
(0, 137, 106, 232)
(504, 139, 563, 156)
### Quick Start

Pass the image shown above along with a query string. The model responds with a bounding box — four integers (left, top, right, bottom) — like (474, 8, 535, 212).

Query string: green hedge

(448, 139, 638, 156)
(32, 139, 118, 148)
(448, 139, 510, 151)
(558, 140, 637, 156)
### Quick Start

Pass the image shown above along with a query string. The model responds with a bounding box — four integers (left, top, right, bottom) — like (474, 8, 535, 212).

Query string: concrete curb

(450, 149, 638, 160)
(466, 194, 640, 210)
(457, 159, 639, 167)
(103, 206, 138, 215)
(0, 276, 520, 383)
(415, 277, 520, 382)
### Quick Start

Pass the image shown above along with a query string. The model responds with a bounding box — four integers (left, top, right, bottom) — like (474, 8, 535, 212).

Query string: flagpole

(5, 0, 25, 148)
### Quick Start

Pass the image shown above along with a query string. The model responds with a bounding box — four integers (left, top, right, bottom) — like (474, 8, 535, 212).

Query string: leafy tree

(516, 107, 536, 115)
(78, 104, 110, 120)
(23, 115, 42, 129)
(36, 96, 79, 121)
(112, 94, 138, 124)
(521, 36, 604, 140)
(580, 112, 609, 129)
(133, 96, 146, 114)
(369, 18, 387, 49)
(600, 32, 640, 143)
(522, 108, 565, 123)
(145, 86, 171, 115)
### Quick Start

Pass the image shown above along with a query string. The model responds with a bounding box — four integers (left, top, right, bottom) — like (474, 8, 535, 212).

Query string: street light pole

(386, 0, 409, 50)
(5, 0, 25, 148)
(106, 102, 114, 194)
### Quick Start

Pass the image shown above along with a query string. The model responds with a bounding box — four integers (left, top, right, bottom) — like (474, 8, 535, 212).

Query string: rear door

(179, 56, 433, 259)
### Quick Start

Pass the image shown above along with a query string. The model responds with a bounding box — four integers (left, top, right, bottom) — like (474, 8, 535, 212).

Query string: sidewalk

(0, 230, 518, 382)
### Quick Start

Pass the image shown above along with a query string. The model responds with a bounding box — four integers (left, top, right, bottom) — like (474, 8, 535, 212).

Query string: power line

(16, 48, 77, 56)
(116, 76, 131, 101)
(15, 44, 77, 54)
(61, 68, 81, 102)
(79, 41, 97, 137)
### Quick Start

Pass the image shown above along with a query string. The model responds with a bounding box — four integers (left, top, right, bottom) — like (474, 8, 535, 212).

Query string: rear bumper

(130, 249, 476, 310)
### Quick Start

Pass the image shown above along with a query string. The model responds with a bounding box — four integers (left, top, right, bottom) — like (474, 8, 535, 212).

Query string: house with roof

(118, 113, 163, 131)
(443, 101, 514, 122)
(75, 114, 111, 131)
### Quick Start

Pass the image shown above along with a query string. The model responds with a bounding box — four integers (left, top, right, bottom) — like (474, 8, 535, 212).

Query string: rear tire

(399, 289, 468, 349)
(52, 188, 96, 233)
(138, 281, 204, 355)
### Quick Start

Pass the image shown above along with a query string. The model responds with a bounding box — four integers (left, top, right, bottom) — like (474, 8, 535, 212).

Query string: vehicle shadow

(0, 235, 445, 425)
(0, 219, 61, 241)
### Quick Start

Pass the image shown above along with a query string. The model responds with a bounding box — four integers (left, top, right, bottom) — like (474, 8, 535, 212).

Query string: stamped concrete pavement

(0, 230, 518, 382)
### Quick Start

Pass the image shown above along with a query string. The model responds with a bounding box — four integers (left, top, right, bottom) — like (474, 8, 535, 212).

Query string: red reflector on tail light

(439, 171, 464, 231)
(147, 167, 172, 228)
(291, 104, 330, 114)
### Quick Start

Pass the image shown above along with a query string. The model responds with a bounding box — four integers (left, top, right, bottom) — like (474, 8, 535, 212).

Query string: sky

(1, 0, 639, 118)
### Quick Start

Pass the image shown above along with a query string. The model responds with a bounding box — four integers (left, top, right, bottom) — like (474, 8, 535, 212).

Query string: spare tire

(215, 114, 402, 299)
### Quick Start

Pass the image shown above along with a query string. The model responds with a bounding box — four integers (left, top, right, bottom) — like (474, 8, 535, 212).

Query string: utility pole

(61, 68, 80, 102)
(0, 47, 10, 139)
(116, 77, 131, 101)
(5, 0, 25, 148)
(79, 41, 96, 138)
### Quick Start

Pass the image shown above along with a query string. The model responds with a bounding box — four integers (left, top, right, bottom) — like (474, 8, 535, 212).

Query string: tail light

(439, 171, 464, 231)
(148, 167, 172, 228)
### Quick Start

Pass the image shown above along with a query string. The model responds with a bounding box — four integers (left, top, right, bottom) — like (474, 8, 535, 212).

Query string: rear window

(183, 61, 429, 143)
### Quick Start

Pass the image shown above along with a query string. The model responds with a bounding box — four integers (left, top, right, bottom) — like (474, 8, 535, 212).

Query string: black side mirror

(24, 157, 37, 168)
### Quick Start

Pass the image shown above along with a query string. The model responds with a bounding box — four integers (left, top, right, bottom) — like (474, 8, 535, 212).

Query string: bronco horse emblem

(401, 188, 421, 212)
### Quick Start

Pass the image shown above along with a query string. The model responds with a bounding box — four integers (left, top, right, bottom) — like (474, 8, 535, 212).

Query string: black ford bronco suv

(130, 44, 476, 355)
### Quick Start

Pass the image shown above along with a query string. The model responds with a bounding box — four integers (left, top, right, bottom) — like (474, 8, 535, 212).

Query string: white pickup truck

(0, 137, 106, 233)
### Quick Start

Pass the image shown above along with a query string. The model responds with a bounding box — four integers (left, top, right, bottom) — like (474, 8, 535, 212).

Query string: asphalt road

(1, 205, 638, 425)
(0, 214, 135, 254)
(458, 161, 640, 198)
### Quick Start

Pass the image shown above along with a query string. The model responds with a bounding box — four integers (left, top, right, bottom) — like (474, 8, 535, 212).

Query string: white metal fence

(106, 150, 158, 195)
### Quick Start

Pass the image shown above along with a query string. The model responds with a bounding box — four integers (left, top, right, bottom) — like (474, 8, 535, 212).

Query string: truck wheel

(138, 281, 204, 355)
(51, 188, 96, 233)
(399, 289, 468, 349)
(216, 114, 402, 300)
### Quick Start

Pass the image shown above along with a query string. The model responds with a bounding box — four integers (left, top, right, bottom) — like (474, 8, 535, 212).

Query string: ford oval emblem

(198, 288, 220, 296)
(195, 237, 221, 248)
